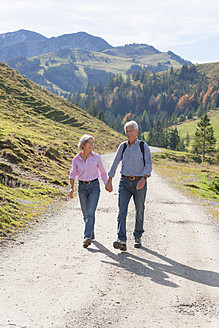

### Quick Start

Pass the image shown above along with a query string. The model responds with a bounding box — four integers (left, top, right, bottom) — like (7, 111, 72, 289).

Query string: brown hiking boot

(113, 240, 127, 251)
(83, 238, 91, 248)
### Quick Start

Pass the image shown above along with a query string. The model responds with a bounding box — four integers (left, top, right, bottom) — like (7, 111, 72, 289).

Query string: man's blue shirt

(108, 138, 152, 178)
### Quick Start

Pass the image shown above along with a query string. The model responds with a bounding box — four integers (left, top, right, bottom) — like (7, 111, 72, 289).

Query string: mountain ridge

(0, 29, 47, 47)
(0, 29, 113, 61)
(1, 29, 193, 96)
(0, 29, 191, 65)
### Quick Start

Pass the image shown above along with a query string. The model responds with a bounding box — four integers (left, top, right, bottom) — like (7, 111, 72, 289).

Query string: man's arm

(136, 142, 152, 190)
(143, 143, 152, 177)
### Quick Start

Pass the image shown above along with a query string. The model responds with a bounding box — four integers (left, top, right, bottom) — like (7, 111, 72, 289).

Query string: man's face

(125, 125, 139, 144)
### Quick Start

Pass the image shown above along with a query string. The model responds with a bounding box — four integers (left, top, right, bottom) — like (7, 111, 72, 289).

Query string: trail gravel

(0, 152, 219, 328)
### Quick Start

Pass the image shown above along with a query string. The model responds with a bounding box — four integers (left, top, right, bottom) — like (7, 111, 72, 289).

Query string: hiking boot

(134, 237, 142, 248)
(83, 238, 91, 248)
(113, 240, 127, 251)
(91, 231, 95, 240)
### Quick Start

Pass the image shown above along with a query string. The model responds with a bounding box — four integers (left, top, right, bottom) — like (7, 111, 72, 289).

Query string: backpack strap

(121, 140, 145, 166)
(140, 141, 145, 166)
(121, 142, 127, 160)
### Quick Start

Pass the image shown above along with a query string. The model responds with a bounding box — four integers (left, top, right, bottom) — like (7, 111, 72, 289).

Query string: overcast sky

(0, 0, 219, 63)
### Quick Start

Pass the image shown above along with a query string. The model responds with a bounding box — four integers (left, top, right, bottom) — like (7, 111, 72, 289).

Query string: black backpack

(121, 141, 145, 166)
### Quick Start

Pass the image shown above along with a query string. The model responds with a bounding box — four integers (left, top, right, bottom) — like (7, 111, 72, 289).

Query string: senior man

(105, 120, 152, 251)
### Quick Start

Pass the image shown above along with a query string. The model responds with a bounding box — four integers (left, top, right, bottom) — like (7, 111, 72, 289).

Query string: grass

(0, 182, 62, 236)
(196, 62, 219, 80)
(152, 149, 219, 218)
(0, 62, 125, 240)
(172, 109, 219, 150)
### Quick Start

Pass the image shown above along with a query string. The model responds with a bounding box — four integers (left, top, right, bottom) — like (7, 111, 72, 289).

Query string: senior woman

(69, 134, 108, 248)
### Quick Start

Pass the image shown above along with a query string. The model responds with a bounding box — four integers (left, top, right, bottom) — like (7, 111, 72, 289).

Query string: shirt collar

(128, 138, 139, 146)
(77, 151, 95, 160)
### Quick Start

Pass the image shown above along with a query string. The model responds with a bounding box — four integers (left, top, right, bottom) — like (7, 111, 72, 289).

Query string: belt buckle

(129, 175, 135, 181)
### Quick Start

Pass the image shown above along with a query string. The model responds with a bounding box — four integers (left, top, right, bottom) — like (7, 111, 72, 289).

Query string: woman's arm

(69, 178, 75, 198)
(97, 155, 108, 185)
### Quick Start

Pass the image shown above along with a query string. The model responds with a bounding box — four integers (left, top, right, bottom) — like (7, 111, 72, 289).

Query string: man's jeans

(78, 179, 100, 239)
(117, 176, 147, 242)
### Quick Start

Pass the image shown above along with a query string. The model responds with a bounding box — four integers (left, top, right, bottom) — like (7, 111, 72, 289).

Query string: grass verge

(0, 180, 66, 241)
(152, 149, 219, 219)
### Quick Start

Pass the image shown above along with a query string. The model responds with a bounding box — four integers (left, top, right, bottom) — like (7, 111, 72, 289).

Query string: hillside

(7, 47, 184, 96)
(0, 62, 124, 238)
(1, 29, 193, 96)
(196, 62, 219, 80)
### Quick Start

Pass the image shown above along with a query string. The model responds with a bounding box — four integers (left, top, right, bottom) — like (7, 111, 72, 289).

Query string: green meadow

(173, 110, 219, 150)
(152, 150, 219, 218)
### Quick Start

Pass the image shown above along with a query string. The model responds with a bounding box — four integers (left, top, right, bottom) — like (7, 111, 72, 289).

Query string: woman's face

(83, 138, 95, 152)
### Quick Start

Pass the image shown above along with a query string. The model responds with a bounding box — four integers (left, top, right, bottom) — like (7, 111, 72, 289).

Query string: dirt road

(0, 152, 219, 328)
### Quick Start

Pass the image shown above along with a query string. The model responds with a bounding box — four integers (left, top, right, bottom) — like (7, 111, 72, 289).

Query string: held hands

(105, 180, 113, 192)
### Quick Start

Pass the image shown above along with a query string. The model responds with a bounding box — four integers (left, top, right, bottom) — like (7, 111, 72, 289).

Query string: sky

(0, 0, 219, 64)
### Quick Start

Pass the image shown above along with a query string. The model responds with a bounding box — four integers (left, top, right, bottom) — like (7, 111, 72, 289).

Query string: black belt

(79, 178, 98, 185)
(121, 174, 142, 181)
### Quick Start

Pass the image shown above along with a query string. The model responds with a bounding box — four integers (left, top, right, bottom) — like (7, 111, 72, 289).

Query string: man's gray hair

(78, 134, 95, 149)
(124, 120, 138, 132)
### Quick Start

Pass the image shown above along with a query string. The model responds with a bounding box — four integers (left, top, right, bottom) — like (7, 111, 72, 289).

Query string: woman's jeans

(117, 176, 147, 242)
(78, 179, 100, 239)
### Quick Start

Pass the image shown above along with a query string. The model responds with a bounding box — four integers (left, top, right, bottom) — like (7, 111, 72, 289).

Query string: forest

(68, 65, 219, 137)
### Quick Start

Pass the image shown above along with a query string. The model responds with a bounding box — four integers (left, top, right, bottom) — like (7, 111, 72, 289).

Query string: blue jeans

(78, 179, 100, 239)
(117, 176, 147, 242)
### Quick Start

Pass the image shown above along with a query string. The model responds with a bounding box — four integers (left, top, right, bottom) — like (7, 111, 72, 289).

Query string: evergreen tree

(112, 114, 122, 132)
(88, 100, 97, 117)
(212, 92, 219, 109)
(170, 66, 174, 76)
(197, 104, 205, 117)
(140, 110, 150, 131)
(147, 128, 155, 146)
(86, 81, 94, 95)
(168, 127, 180, 150)
(186, 132, 190, 147)
(176, 139, 185, 151)
(146, 121, 167, 148)
(96, 109, 105, 122)
(193, 113, 216, 161)
(95, 81, 104, 93)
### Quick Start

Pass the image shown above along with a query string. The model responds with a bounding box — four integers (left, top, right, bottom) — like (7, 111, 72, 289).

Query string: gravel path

(0, 152, 219, 328)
